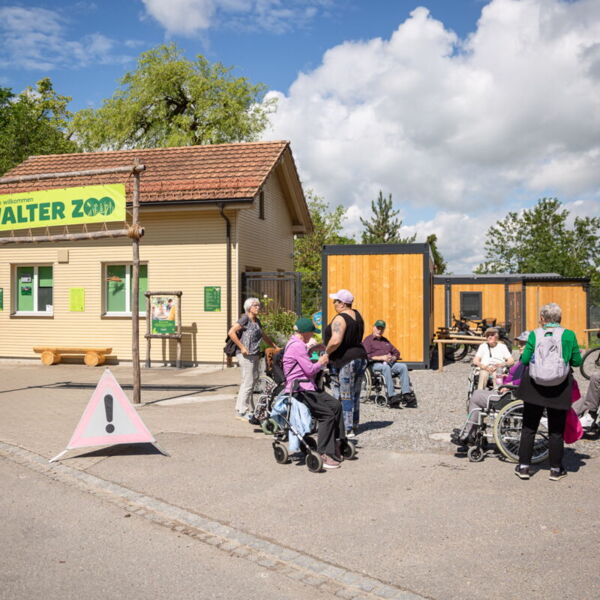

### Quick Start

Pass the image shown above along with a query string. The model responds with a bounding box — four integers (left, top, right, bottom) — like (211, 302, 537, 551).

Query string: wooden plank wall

(325, 253, 425, 362)
(525, 282, 588, 346)
(450, 284, 506, 324)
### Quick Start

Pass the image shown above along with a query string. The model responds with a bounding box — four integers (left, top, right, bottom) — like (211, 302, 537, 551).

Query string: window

(14, 266, 53, 315)
(460, 291, 482, 320)
(258, 191, 265, 220)
(104, 264, 147, 315)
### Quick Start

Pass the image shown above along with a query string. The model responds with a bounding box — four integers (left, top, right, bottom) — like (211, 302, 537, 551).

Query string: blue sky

(1, 0, 599, 272)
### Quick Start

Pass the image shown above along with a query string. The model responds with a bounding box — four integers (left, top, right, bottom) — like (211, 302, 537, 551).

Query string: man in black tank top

(324, 289, 367, 437)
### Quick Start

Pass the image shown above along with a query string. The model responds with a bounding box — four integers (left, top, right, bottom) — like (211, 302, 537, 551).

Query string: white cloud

(0, 6, 133, 70)
(141, 0, 331, 36)
(263, 0, 600, 272)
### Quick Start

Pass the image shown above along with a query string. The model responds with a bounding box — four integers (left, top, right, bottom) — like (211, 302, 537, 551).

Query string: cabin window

(104, 263, 147, 315)
(14, 265, 53, 315)
(259, 191, 265, 220)
(460, 291, 482, 320)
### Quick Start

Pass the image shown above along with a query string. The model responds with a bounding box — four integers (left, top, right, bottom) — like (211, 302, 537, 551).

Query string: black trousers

(296, 390, 345, 457)
(518, 402, 568, 469)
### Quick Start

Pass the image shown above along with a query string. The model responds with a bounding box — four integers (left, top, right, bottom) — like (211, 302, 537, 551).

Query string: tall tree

(474, 198, 600, 288)
(72, 43, 275, 151)
(427, 233, 447, 274)
(0, 78, 77, 176)
(360, 191, 416, 244)
(294, 191, 355, 315)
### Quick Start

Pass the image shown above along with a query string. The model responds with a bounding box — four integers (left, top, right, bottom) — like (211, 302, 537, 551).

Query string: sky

(1, 0, 599, 273)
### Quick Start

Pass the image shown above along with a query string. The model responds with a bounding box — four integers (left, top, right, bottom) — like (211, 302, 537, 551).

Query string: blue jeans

(371, 361, 410, 396)
(330, 358, 367, 432)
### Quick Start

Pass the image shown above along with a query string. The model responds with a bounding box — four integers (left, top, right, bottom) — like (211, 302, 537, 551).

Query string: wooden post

(132, 161, 142, 404)
(176, 294, 182, 368)
(145, 294, 152, 368)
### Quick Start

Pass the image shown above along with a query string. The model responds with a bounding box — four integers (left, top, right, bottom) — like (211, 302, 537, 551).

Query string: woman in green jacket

(515, 303, 582, 481)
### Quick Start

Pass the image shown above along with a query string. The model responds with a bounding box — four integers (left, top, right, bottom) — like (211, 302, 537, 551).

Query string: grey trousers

(235, 353, 260, 414)
(572, 372, 600, 416)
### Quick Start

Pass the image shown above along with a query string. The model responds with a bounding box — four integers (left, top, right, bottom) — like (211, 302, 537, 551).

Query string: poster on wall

(69, 288, 85, 312)
(151, 296, 177, 334)
(204, 286, 221, 312)
(0, 288, 3, 310)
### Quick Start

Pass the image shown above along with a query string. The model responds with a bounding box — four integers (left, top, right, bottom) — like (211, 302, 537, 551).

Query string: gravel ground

(355, 358, 600, 459)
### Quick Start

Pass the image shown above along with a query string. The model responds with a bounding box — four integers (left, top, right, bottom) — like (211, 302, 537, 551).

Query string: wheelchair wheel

(260, 418, 280, 435)
(375, 394, 388, 407)
(493, 400, 549, 464)
(253, 375, 276, 408)
(360, 369, 372, 402)
(581, 347, 600, 380)
(467, 446, 484, 462)
(306, 452, 323, 473)
(273, 442, 289, 464)
(341, 439, 357, 459)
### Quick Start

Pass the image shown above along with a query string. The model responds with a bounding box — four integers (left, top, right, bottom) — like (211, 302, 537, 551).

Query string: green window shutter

(106, 265, 126, 312)
(17, 267, 34, 312)
(139, 264, 148, 310)
(38, 266, 53, 288)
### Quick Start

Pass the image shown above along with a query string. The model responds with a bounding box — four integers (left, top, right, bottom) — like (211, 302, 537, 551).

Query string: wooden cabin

(434, 274, 590, 346)
(322, 244, 434, 369)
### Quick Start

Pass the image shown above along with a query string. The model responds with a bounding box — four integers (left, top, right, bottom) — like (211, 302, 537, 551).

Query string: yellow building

(0, 141, 311, 364)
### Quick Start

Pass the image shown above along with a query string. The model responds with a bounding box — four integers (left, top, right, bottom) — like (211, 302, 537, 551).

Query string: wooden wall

(325, 251, 428, 363)
(450, 283, 506, 324)
(525, 282, 588, 346)
(433, 283, 446, 331)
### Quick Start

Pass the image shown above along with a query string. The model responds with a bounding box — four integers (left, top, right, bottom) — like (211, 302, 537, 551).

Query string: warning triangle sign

(50, 369, 164, 462)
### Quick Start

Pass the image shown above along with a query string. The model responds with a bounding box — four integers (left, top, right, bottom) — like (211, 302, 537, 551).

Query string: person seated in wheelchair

(472, 327, 515, 390)
(282, 317, 347, 470)
(362, 319, 416, 408)
(452, 331, 528, 447)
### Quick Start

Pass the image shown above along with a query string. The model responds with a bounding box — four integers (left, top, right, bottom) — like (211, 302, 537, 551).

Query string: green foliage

(259, 297, 297, 347)
(0, 78, 77, 176)
(360, 191, 416, 244)
(475, 199, 600, 289)
(294, 191, 355, 315)
(72, 43, 275, 151)
(427, 233, 447, 274)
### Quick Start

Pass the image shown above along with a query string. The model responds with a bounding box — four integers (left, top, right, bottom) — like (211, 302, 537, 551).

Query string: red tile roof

(0, 141, 290, 204)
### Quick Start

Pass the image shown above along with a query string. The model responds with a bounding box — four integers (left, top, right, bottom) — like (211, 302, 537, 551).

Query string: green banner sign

(0, 184, 126, 232)
(152, 319, 177, 335)
(204, 286, 221, 312)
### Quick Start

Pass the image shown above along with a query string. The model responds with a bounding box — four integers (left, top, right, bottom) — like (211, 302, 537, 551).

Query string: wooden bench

(33, 347, 112, 367)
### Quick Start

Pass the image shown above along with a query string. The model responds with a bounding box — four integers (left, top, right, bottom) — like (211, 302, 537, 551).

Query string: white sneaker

(579, 413, 594, 428)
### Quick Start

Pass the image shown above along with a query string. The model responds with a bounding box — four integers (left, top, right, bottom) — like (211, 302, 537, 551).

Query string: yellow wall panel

(325, 252, 427, 363)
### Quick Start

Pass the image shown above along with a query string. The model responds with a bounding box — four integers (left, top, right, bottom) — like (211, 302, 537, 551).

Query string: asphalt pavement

(1, 361, 599, 600)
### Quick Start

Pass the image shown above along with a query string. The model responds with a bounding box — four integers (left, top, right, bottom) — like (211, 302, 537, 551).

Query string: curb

(0, 441, 431, 600)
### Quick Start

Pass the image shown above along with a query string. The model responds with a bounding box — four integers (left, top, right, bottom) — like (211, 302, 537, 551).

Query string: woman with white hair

(228, 297, 277, 419)
(515, 302, 582, 481)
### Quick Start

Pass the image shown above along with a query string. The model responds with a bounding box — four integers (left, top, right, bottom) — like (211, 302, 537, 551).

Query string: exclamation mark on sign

(104, 394, 115, 433)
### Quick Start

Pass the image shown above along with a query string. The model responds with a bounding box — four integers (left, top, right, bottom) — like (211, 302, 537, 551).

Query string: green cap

(374, 320, 386, 328)
(295, 317, 320, 333)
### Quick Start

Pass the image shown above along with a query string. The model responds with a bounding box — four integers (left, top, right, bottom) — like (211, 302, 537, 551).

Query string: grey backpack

(529, 327, 569, 386)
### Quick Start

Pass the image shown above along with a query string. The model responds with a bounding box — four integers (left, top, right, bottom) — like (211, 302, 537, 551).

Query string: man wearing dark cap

(362, 320, 415, 407)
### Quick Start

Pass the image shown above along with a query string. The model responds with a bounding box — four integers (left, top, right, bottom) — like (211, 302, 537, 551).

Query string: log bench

(33, 347, 112, 367)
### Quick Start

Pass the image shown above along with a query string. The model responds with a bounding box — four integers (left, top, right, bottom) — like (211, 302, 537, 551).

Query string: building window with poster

(14, 265, 53, 315)
(104, 263, 147, 316)
(460, 291, 482, 320)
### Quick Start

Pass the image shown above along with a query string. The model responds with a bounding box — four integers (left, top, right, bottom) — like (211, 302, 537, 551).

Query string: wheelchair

(360, 361, 415, 407)
(455, 386, 550, 463)
(270, 379, 357, 472)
